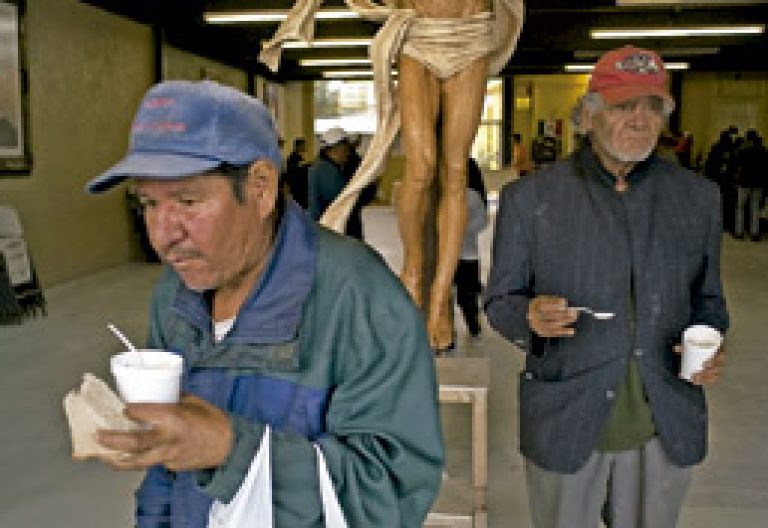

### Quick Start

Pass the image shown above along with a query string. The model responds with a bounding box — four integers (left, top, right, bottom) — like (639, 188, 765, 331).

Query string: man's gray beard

(607, 143, 655, 164)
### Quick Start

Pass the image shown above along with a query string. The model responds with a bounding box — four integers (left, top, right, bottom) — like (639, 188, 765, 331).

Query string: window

(314, 80, 377, 135)
(471, 79, 503, 170)
(314, 78, 504, 168)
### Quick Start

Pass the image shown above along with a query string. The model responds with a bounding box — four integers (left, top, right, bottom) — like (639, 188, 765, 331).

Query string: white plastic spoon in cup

(107, 323, 138, 353)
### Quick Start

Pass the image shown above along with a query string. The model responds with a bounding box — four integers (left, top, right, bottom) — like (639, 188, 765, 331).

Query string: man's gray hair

(580, 91, 673, 120)
(582, 92, 606, 115)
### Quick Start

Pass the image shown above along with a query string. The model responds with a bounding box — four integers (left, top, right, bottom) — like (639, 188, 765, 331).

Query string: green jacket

(136, 200, 444, 527)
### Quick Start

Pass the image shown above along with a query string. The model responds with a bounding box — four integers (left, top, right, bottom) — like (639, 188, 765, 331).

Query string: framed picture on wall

(0, 0, 30, 174)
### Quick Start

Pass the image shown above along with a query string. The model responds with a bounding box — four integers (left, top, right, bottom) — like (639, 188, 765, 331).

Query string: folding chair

(0, 205, 46, 323)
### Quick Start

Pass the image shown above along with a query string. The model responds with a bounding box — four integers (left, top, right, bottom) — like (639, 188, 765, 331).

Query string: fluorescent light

(591, 25, 764, 38)
(564, 64, 597, 72)
(300, 58, 371, 67)
(321, 70, 398, 78)
(283, 38, 372, 49)
(314, 11, 360, 20)
(204, 10, 359, 24)
(565, 62, 689, 71)
(322, 70, 375, 78)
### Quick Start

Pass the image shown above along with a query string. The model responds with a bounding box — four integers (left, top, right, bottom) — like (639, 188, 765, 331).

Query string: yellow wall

(0, 0, 153, 287)
(514, 74, 590, 157)
(681, 72, 768, 162)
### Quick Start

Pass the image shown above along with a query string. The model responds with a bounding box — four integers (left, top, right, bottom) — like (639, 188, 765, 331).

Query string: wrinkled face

(327, 142, 351, 165)
(587, 95, 666, 165)
(134, 169, 275, 292)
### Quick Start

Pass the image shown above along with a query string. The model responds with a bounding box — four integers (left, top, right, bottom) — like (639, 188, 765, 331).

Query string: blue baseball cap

(86, 80, 282, 193)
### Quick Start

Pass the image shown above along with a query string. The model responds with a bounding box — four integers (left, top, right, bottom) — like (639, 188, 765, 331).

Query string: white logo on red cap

(615, 54, 660, 75)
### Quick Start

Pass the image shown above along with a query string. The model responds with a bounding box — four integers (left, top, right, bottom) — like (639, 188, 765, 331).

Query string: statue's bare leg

(427, 56, 490, 350)
(397, 54, 440, 308)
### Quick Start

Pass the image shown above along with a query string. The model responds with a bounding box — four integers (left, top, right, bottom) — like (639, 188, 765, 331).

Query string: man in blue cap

(87, 80, 443, 527)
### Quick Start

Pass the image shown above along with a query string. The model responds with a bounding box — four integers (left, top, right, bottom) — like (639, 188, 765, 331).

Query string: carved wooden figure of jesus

(396, 0, 491, 350)
(260, 0, 523, 351)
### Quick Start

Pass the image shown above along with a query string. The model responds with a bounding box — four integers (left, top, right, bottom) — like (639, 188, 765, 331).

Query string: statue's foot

(427, 298, 454, 353)
(399, 269, 423, 308)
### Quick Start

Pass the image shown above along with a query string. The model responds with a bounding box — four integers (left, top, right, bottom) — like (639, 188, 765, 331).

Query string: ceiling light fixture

(283, 38, 372, 49)
(300, 58, 371, 67)
(322, 70, 375, 78)
(564, 62, 690, 72)
(591, 25, 764, 39)
(322, 70, 398, 78)
(204, 10, 359, 24)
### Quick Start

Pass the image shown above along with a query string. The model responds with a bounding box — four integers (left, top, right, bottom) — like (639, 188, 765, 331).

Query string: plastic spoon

(572, 307, 615, 320)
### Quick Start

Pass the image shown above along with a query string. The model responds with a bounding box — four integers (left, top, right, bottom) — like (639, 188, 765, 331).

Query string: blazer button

(524, 372, 534, 380)
(606, 389, 615, 400)
(634, 348, 644, 357)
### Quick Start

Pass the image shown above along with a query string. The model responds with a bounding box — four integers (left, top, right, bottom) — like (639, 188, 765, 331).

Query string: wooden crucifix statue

(261, 0, 524, 351)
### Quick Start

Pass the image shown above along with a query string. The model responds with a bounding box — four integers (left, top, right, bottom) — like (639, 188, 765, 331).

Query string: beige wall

(281, 81, 313, 156)
(0, 0, 153, 287)
(163, 46, 248, 91)
(681, 72, 768, 163)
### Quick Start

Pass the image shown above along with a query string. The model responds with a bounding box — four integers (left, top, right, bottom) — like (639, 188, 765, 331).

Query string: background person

(511, 132, 532, 177)
(485, 46, 729, 528)
(733, 129, 767, 241)
(86, 80, 444, 527)
(283, 137, 310, 208)
(453, 157, 488, 337)
(704, 128, 740, 233)
(342, 134, 378, 241)
(308, 127, 351, 221)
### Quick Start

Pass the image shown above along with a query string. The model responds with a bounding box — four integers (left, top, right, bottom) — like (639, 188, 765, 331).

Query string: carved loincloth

(260, 0, 524, 232)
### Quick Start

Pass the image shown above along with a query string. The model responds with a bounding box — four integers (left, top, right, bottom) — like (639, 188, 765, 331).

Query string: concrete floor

(1, 204, 766, 527)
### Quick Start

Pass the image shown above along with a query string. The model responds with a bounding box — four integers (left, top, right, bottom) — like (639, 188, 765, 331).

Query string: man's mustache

(161, 246, 204, 261)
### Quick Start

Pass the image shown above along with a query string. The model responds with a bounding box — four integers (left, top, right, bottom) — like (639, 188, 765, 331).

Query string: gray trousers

(525, 438, 692, 528)
(735, 186, 763, 238)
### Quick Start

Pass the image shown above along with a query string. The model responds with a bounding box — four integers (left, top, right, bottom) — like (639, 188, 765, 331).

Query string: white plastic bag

(208, 427, 273, 528)
(206, 426, 349, 528)
(314, 444, 349, 528)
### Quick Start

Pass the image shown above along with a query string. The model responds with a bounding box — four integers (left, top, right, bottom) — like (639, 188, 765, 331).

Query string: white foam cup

(110, 350, 183, 403)
(680, 325, 723, 381)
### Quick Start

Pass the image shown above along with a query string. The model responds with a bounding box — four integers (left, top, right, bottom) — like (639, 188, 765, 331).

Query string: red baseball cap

(588, 46, 674, 110)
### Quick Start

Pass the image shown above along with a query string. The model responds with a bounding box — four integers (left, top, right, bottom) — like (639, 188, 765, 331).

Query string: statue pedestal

(426, 357, 490, 528)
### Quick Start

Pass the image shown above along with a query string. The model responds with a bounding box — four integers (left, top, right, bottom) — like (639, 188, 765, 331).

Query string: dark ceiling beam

(79, 1, 768, 80)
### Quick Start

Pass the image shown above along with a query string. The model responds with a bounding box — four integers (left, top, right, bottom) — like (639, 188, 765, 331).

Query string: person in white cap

(308, 127, 351, 221)
(485, 46, 729, 527)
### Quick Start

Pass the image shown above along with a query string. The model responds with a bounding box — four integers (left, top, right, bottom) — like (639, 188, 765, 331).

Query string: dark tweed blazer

(485, 146, 729, 473)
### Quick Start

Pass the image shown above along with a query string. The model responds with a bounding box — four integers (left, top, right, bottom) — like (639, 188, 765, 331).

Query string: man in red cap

(485, 46, 729, 527)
